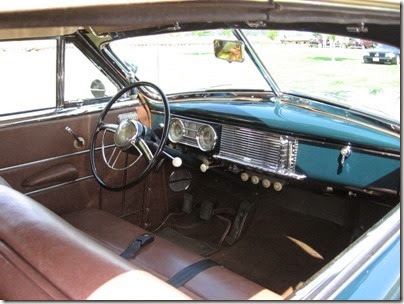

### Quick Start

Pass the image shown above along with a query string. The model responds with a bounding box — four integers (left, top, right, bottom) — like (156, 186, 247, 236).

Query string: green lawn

(254, 44, 400, 121)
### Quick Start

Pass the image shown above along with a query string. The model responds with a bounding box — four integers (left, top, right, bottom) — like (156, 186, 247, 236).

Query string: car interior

(0, 1, 400, 301)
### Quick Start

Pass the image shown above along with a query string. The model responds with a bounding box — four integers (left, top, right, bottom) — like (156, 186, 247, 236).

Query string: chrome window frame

(0, 32, 128, 123)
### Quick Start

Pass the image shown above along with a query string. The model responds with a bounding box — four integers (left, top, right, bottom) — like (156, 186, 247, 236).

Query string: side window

(64, 44, 117, 102)
(0, 39, 56, 115)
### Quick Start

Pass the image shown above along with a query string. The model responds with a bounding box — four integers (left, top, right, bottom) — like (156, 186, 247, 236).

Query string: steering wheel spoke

(99, 122, 118, 133)
(133, 138, 154, 162)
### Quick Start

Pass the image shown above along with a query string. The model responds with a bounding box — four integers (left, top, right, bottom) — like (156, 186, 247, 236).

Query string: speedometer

(197, 125, 217, 151)
(168, 118, 184, 143)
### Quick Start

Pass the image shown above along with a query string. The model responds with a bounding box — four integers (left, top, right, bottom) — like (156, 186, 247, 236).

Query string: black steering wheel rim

(90, 81, 170, 192)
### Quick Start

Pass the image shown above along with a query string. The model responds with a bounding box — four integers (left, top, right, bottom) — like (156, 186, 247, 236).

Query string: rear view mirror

(214, 39, 245, 63)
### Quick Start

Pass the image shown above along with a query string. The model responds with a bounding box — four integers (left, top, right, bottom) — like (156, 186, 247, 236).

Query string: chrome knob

(200, 163, 209, 173)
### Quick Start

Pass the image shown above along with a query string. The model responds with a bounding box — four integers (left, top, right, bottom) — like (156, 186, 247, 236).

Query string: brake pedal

(200, 200, 214, 221)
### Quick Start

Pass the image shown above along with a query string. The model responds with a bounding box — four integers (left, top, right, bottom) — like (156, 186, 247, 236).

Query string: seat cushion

(63, 208, 282, 300)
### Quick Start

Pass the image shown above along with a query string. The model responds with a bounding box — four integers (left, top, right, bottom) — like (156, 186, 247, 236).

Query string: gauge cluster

(168, 117, 219, 152)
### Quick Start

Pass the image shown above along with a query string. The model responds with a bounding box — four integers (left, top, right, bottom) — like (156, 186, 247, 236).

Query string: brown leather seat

(0, 182, 282, 300)
(63, 208, 282, 300)
(0, 185, 191, 300)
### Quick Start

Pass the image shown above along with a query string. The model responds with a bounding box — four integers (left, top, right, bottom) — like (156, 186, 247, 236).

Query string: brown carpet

(210, 200, 351, 295)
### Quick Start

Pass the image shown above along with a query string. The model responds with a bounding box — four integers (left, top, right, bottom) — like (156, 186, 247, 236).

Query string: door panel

(0, 105, 150, 215)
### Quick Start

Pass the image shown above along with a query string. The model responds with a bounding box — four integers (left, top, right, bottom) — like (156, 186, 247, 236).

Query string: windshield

(244, 30, 400, 122)
(110, 30, 269, 94)
(109, 29, 400, 123)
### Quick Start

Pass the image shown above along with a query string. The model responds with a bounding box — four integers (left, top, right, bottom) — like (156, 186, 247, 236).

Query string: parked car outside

(363, 44, 400, 65)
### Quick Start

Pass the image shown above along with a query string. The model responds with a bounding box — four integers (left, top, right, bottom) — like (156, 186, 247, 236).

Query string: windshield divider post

(232, 29, 282, 98)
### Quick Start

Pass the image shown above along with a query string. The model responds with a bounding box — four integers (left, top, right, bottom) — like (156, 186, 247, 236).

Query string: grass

(308, 56, 354, 61)
(254, 44, 400, 120)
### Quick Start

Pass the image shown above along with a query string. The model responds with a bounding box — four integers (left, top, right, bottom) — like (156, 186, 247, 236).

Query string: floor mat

(158, 227, 219, 257)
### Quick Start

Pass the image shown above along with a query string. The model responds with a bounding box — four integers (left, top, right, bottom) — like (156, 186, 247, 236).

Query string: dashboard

(149, 99, 400, 197)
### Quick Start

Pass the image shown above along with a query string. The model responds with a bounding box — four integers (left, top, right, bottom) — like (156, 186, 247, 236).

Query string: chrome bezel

(168, 118, 185, 143)
(196, 124, 218, 151)
(114, 119, 140, 149)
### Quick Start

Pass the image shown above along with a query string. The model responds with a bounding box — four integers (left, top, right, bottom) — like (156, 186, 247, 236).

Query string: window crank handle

(65, 126, 85, 147)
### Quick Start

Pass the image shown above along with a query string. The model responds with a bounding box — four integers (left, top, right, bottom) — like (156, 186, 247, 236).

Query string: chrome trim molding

(289, 204, 400, 300)
(25, 175, 94, 196)
(300, 138, 400, 159)
(0, 99, 138, 129)
(0, 145, 114, 173)
(280, 97, 400, 139)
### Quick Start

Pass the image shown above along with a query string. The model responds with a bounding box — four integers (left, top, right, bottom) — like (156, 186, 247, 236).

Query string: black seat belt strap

(120, 233, 154, 260)
(167, 259, 219, 288)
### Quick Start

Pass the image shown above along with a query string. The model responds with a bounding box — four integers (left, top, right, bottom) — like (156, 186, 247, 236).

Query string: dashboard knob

(172, 157, 182, 168)
(251, 176, 260, 185)
(262, 179, 271, 188)
(200, 163, 209, 173)
(273, 182, 283, 191)
(240, 172, 249, 182)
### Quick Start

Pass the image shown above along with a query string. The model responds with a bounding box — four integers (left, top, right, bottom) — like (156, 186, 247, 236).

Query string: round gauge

(197, 125, 217, 151)
(168, 119, 184, 143)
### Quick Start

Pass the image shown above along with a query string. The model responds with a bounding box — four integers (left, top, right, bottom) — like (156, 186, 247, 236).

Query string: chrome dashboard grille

(217, 124, 299, 175)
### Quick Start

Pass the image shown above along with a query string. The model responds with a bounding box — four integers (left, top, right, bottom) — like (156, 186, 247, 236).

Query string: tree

(267, 30, 279, 40)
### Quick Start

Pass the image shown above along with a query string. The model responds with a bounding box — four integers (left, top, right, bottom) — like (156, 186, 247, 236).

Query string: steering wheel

(90, 81, 170, 191)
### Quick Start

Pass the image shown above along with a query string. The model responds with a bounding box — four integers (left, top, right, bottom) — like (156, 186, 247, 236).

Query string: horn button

(114, 120, 143, 149)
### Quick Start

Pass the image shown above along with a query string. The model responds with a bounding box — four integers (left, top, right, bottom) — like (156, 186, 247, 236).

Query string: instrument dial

(168, 118, 184, 143)
(197, 125, 217, 151)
